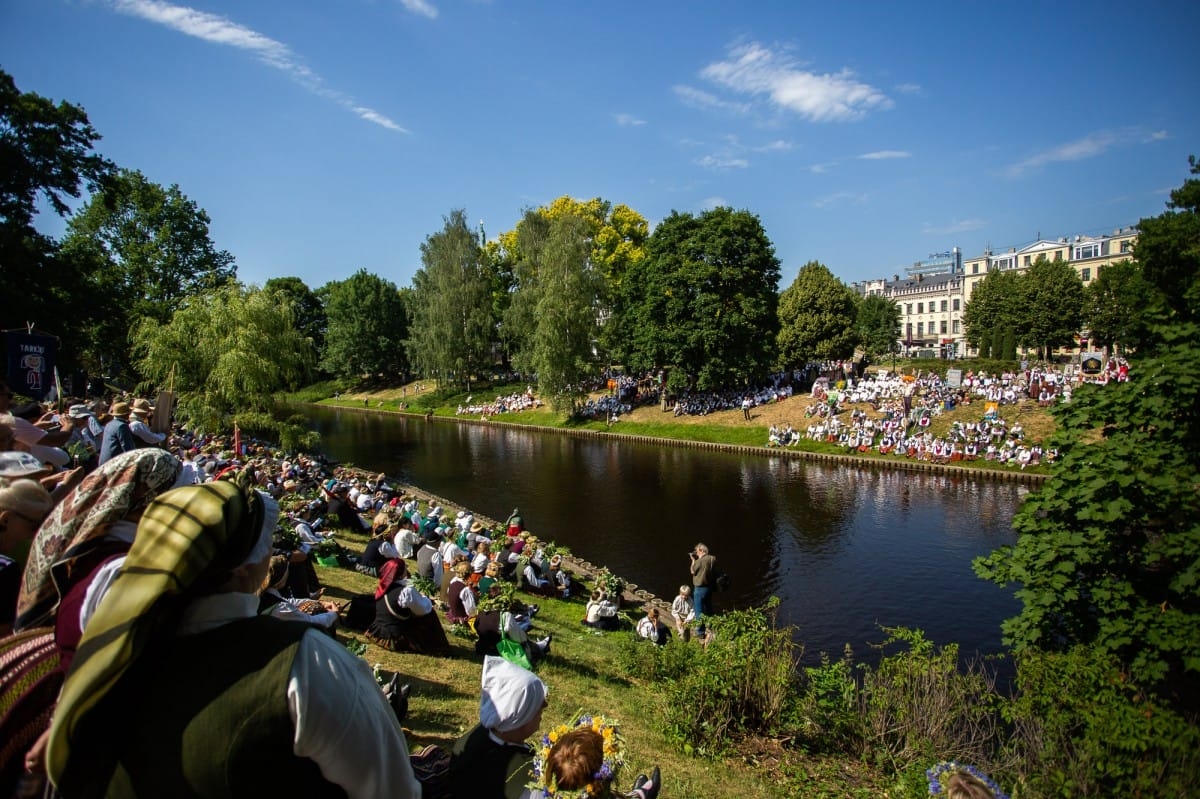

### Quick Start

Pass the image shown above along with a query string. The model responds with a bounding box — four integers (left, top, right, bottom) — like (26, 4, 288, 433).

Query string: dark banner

(6, 332, 57, 401)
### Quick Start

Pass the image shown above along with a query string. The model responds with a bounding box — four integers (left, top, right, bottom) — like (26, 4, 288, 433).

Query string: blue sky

(4, 0, 1197, 292)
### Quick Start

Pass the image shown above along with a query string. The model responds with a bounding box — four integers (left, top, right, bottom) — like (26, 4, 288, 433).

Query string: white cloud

(614, 113, 647, 127)
(812, 190, 867, 208)
(673, 84, 750, 114)
(808, 161, 838, 174)
(858, 150, 910, 160)
(696, 154, 749, 170)
(1146, 130, 1169, 142)
(699, 42, 892, 122)
(894, 82, 922, 95)
(109, 0, 407, 132)
(700, 196, 728, 210)
(922, 218, 987, 235)
(754, 139, 793, 152)
(398, 0, 438, 19)
(1004, 131, 1118, 177)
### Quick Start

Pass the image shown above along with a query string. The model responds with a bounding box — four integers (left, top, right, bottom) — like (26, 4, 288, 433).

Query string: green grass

(316, 525, 867, 798)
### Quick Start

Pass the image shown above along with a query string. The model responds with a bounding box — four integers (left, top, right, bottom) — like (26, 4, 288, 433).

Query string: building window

(1120, 240, 1133, 253)
(1074, 243, 1101, 260)
(1081, 267, 1091, 282)
(952, 298, 960, 311)
(940, 300, 948, 312)
(972, 264, 979, 274)
(1023, 255, 1031, 266)
(1054, 251, 1062, 261)
(940, 321, 948, 334)
(952, 320, 961, 334)
(906, 303, 912, 315)
(917, 322, 924, 337)
(917, 302, 924, 314)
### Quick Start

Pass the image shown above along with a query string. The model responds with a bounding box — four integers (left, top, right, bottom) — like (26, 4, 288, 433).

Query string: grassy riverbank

(318, 524, 893, 798)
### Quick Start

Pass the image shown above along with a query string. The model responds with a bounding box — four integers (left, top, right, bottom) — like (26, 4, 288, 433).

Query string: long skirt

(366, 612, 450, 656)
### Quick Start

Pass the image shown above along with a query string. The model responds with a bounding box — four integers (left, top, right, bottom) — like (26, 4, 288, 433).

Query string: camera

(687, 550, 695, 558)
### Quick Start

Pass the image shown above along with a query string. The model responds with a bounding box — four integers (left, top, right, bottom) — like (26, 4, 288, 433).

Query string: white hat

(478, 656, 546, 733)
(0, 451, 52, 478)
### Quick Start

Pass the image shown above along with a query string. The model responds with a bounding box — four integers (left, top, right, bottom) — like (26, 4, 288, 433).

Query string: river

(297, 404, 1023, 664)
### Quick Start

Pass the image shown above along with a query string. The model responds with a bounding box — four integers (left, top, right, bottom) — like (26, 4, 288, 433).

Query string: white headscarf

(238, 491, 279, 568)
(478, 655, 546, 733)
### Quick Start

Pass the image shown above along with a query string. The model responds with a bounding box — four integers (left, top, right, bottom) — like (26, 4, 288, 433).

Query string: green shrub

(1003, 645, 1200, 798)
(857, 628, 1003, 777)
(654, 599, 800, 757)
(796, 645, 860, 753)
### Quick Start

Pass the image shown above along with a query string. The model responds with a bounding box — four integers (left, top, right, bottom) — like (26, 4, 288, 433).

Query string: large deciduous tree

(1133, 154, 1200, 328)
(776, 261, 858, 365)
(264, 276, 326, 357)
(0, 69, 114, 369)
(974, 161, 1200, 708)
(61, 169, 236, 373)
(855, 293, 901, 359)
(1083, 259, 1154, 354)
(1019, 256, 1084, 359)
(961, 269, 1022, 356)
(511, 213, 601, 412)
(320, 269, 408, 380)
(131, 283, 316, 449)
(624, 207, 780, 391)
(408, 210, 494, 391)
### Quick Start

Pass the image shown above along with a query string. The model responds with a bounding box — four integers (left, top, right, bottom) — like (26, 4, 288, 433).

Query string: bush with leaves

(856, 627, 1003, 778)
(795, 645, 859, 754)
(1002, 644, 1199, 797)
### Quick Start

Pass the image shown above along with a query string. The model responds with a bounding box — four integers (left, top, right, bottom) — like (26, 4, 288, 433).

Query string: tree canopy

(624, 207, 781, 391)
(961, 269, 1022, 356)
(1019, 256, 1084, 359)
(1083, 260, 1154, 354)
(408, 210, 494, 391)
(320, 269, 409, 380)
(855, 294, 901, 359)
(264, 276, 326, 356)
(131, 283, 316, 448)
(776, 261, 858, 365)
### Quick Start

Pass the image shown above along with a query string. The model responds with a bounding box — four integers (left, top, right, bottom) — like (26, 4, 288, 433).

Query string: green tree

(961, 269, 1022, 354)
(61, 169, 236, 373)
(855, 293, 901, 359)
(320, 269, 408, 380)
(263, 276, 326, 357)
(625, 207, 781, 390)
(776, 261, 858, 366)
(408, 210, 494, 391)
(975, 162, 1200, 706)
(0, 69, 114, 369)
(511, 213, 601, 412)
(1083, 259, 1154, 354)
(1133, 155, 1200, 327)
(131, 283, 316, 449)
(1019, 256, 1084, 359)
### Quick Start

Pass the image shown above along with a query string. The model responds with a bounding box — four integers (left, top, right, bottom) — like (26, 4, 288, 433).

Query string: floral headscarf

(15, 449, 183, 631)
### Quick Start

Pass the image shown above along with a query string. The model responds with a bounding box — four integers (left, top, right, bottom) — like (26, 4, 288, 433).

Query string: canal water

(298, 405, 1023, 663)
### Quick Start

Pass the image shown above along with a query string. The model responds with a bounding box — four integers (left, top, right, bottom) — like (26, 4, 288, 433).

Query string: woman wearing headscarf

(448, 656, 547, 798)
(45, 478, 420, 798)
(445, 560, 476, 625)
(365, 557, 451, 656)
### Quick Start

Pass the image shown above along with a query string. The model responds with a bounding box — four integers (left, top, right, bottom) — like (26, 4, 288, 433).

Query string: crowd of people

(0, 378, 674, 798)
(455, 388, 543, 418)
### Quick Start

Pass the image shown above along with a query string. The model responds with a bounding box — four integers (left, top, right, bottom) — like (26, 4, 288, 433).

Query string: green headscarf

(46, 478, 266, 796)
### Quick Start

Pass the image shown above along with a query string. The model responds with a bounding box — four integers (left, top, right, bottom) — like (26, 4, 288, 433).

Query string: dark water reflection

(296, 405, 1022, 663)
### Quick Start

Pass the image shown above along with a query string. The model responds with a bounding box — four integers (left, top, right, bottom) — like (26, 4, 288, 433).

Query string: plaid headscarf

(46, 478, 268, 796)
(15, 449, 183, 631)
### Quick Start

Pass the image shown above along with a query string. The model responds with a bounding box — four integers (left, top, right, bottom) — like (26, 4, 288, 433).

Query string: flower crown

(926, 761, 1009, 799)
(529, 714, 625, 798)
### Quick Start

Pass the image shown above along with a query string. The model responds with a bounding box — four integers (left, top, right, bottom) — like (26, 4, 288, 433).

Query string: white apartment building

(853, 226, 1139, 358)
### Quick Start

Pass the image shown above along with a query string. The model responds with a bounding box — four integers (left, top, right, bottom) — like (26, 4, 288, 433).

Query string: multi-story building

(853, 226, 1139, 358)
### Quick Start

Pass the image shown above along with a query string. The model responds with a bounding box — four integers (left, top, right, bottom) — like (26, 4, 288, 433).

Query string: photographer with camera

(688, 543, 717, 644)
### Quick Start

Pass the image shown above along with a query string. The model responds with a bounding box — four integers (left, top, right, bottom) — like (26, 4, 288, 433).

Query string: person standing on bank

(688, 543, 716, 643)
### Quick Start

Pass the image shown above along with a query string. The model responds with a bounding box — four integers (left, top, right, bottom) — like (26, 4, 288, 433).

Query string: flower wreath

(925, 761, 1009, 799)
(528, 714, 625, 798)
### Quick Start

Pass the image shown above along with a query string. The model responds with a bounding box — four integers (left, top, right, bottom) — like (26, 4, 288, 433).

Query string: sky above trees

(3, 1, 1197, 293)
